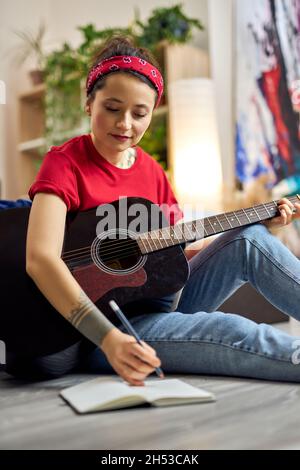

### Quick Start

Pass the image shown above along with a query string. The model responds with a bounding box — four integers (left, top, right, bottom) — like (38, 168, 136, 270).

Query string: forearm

(27, 256, 115, 347)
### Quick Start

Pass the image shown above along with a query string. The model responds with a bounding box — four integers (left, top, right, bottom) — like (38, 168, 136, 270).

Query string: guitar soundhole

(91, 230, 146, 275)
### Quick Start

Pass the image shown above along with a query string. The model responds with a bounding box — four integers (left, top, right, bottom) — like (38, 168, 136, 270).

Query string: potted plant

(13, 21, 47, 85)
(134, 3, 204, 52)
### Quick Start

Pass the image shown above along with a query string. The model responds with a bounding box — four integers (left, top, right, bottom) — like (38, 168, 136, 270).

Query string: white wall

(208, 0, 234, 190)
(0, 0, 208, 197)
(47, 0, 209, 50)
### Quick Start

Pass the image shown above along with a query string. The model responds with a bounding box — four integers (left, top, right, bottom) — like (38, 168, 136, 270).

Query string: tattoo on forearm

(67, 290, 114, 346)
(68, 290, 94, 328)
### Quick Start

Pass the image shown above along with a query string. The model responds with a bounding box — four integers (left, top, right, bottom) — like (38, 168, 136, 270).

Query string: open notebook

(60, 378, 215, 413)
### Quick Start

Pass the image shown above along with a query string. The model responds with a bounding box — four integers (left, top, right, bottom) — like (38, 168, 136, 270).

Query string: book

(60, 378, 216, 413)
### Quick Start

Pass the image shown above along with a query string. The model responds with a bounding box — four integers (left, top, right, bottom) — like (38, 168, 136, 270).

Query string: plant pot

(29, 69, 45, 85)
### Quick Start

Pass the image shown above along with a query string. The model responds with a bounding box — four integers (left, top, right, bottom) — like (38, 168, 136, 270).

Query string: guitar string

(62, 205, 281, 263)
(65, 220, 281, 268)
(65, 199, 290, 267)
(61, 203, 283, 262)
(66, 249, 141, 269)
(63, 200, 281, 259)
(63, 220, 279, 267)
(61, 197, 298, 263)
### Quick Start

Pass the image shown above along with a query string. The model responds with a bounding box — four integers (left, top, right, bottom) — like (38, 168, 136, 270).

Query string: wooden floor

(1, 320, 300, 450)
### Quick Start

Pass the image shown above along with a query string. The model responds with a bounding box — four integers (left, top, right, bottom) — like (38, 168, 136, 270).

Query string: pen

(109, 300, 165, 379)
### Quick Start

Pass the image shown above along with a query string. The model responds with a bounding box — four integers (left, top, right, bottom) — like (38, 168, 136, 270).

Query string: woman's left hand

(263, 198, 300, 229)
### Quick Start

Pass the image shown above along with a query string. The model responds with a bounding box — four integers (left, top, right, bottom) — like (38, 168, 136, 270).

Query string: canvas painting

(235, 0, 300, 187)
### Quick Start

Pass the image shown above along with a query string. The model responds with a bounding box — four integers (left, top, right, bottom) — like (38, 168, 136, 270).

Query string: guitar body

(0, 197, 189, 355)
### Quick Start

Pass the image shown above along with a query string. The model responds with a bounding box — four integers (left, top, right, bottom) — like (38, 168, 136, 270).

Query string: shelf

(18, 137, 46, 153)
(19, 84, 45, 101)
(18, 125, 90, 154)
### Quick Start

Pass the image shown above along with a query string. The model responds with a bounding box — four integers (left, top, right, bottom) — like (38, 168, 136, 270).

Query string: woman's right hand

(100, 328, 162, 386)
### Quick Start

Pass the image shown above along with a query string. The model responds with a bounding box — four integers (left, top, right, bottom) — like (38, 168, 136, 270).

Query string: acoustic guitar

(1, 195, 299, 355)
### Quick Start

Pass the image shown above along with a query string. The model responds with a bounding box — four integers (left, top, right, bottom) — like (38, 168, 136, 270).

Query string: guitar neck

(138, 195, 300, 255)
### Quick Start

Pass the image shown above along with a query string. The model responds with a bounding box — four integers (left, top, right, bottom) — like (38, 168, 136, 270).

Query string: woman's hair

(86, 35, 162, 105)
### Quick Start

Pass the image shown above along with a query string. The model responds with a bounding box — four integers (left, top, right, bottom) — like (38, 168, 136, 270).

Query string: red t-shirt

(28, 134, 183, 225)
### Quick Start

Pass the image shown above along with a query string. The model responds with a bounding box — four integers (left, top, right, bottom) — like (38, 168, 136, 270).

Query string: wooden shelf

(18, 137, 46, 153)
(18, 85, 46, 193)
(19, 84, 45, 100)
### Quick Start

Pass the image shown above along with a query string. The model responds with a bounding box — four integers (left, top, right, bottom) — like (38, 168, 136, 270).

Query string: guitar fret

(161, 233, 169, 248)
(242, 208, 251, 224)
(170, 228, 177, 245)
(271, 201, 279, 216)
(169, 228, 176, 245)
(263, 204, 271, 217)
(145, 233, 153, 251)
(206, 217, 216, 234)
(245, 208, 257, 222)
(171, 229, 177, 244)
(136, 195, 299, 254)
(154, 234, 161, 249)
(180, 224, 187, 241)
(219, 214, 232, 231)
(186, 223, 196, 241)
(191, 221, 203, 239)
(191, 221, 201, 238)
(233, 212, 242, 226)
(141, 236, 152, 253)
(160, 228, 168, 245)
(156, 231, 164, 249)
(174, 224, 184, 242)
(250, 206, 261, 222)
(202, 220, 212, 237)
(216, 216, 225, 231)
(161, 228, 168, 243)
(149, 239, 155, 250)
(210, 216, 223, 232)
(200, 220, 208, 237)
(149, 232, 158, 250)
(252, 206, 261, 220)
(154, 231, 162, 247)
(223, 213, 233, 229)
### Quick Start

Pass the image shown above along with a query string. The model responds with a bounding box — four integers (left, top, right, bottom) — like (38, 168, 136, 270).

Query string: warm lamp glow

(168, 79, 223, 212)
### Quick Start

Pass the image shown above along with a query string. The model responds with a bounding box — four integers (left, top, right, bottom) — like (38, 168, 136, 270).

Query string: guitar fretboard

(137, 195, 300, 255)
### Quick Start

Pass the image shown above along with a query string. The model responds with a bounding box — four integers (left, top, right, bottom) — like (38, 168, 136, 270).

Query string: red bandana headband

(86, 55, 164, 108)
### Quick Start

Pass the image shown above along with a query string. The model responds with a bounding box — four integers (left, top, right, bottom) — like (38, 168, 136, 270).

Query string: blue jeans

(7, 224, 300, 382)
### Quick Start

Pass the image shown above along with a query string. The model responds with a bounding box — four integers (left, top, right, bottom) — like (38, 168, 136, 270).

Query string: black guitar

(1, 195, 299, 356)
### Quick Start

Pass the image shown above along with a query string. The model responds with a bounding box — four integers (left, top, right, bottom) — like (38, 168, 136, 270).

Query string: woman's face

(87, 72, 156, 162)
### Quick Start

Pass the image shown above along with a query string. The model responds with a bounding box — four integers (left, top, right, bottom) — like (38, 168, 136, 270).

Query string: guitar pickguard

(72, 263, 148, 303)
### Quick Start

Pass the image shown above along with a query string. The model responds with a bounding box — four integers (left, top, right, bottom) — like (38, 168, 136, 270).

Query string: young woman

(7, 36, 300, 385)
